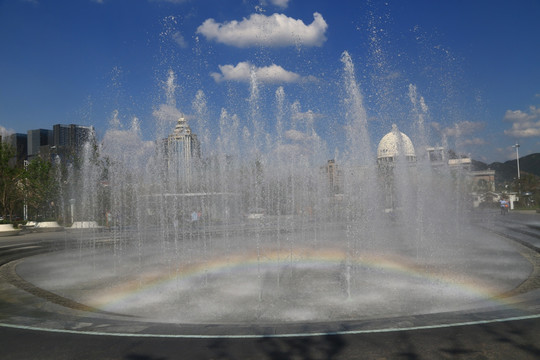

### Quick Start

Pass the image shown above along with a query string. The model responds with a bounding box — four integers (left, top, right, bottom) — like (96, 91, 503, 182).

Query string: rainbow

(84, 246, 523, 317)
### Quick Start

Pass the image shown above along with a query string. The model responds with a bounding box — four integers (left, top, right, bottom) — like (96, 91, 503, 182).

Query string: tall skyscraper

(27, 129, 53, 159)
(165, 115, 200, 189)
(7, 133, 28, 166)
(45, 124, 96, 163)
(53, 124, 95, 150)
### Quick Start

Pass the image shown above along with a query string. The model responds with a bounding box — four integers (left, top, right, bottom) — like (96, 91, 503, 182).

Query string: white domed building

(377, 124, 416, 165)
(376, 125, 417, 211)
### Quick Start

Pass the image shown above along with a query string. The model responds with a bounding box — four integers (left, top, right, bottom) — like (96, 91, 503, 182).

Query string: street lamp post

(69, 198, 75, 224)
(512, 143, 520, 180)
(23, 160, 28, 221)
(512, 143, 521, 196)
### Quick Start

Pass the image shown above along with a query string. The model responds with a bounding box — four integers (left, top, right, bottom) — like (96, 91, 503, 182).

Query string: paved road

(1, 210, 539, 359)
(0, 317, 539, 360)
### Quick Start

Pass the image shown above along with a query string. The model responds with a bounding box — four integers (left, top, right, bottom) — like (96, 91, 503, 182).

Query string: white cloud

(153, 103, 183, 122)
(503, 105, 540, 138)
(504, 126, 540, 138)
(430, 121, 441, 132)
(0, 126, 14, 140)
(102, 120, 154, 169)
(269, 0, 290, 8)
(211, 61, 302, 83)
(503, 106, 540, 122)
(285, 129, 311, 142)
(271, 127, 323, 160)
(457, 137, 486, 146)
(172, 31, 188, 48)
(443, 121, 484, 137)
(197, 12, 327, 48)
(274, 131, 318, 158)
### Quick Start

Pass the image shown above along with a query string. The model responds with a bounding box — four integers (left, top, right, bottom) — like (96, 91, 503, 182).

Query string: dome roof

(377, 124, 416, 160)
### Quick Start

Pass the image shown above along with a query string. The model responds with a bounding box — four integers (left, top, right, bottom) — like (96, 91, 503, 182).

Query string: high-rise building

(165, 115, 200, 189)
(166, 116, 200, 162)
(42, 124, 96, 162)
(7, 133, 28, 166)
(27, 129, 53, 160)
(53, 124, 94, 150)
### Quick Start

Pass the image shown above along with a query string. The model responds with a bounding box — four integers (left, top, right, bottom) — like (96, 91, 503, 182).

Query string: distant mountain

(473, 153, 540, 185)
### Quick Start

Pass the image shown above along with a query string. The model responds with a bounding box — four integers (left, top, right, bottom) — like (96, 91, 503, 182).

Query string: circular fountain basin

(0, 224, 21, 236)
(15, 223, 532, 329)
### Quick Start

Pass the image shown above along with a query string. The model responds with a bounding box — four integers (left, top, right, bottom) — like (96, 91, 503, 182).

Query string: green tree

(24, 157, 58, 220)
(0, 142, 23, 220)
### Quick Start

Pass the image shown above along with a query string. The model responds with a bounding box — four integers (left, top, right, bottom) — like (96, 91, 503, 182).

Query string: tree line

(0, 142, 58, 222)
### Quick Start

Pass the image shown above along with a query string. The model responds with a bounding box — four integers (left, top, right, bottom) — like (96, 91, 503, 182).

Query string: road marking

(1, 313, 540, 339)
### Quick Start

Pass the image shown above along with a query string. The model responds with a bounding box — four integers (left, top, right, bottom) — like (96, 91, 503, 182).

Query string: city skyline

(1, 0, 539, 163)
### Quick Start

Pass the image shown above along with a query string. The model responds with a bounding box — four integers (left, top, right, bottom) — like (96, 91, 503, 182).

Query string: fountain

(7, 13, 535, 336)
(15, 54, 533, 332)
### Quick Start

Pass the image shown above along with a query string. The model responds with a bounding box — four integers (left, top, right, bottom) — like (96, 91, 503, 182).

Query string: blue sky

(0, 0, 539, 163)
